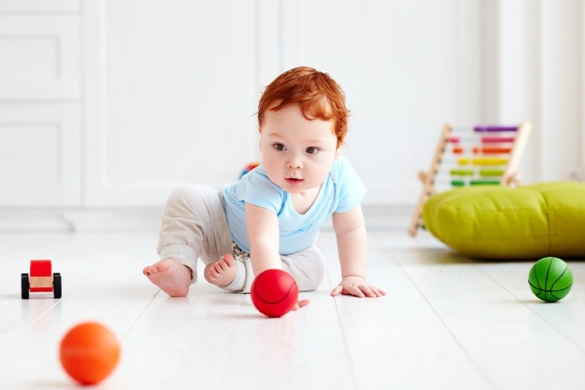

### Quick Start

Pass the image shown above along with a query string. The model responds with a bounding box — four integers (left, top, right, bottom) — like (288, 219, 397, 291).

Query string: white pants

(157, 185, 326, 293)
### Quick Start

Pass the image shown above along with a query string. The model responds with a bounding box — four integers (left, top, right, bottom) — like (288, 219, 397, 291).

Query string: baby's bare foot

(204, 254, 238, 287)
(143, 259, 192, 297)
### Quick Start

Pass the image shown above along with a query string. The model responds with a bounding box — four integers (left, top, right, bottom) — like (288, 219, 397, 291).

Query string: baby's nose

(287, 157, 302, 169)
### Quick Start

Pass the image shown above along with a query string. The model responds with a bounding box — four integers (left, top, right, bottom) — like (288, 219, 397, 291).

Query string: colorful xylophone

(408, 122, 531, 236)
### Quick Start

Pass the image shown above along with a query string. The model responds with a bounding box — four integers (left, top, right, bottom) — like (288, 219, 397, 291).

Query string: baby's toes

(215, 261, 225, 271)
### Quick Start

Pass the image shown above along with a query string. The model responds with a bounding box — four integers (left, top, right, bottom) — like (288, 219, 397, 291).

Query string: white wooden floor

(1, 229, 584, 390)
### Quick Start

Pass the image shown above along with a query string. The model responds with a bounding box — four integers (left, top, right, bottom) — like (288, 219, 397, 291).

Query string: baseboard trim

(0, 205, 414, 233)
(0, 209, 162, 233)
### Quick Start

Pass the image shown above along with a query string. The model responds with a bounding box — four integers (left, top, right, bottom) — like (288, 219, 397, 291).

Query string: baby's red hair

(257, 66, 349, 148)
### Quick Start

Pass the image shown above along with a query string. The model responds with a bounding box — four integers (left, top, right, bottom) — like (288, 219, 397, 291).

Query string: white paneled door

(0, 105, 81, 207)
(83, 0, 261, 207)
(0, 6, 81, 208)
(0, 15, 80, 100)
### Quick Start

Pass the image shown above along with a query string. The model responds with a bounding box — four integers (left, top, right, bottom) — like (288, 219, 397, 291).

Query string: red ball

(250, 269, 299, 317)
(59, 322, 120, 385)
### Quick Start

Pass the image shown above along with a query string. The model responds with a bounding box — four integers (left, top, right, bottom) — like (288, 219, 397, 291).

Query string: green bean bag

(422, 182, 585, 259)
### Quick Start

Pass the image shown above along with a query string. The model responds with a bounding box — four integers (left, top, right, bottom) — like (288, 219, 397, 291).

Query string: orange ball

(59, 322, 120, 385)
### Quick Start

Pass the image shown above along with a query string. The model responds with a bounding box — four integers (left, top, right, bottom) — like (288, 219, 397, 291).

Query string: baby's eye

(306, 147, 319, 155)
(273, 143, 286, 151)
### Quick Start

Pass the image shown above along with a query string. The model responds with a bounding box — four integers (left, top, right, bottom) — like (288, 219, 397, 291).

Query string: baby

(143, 66, 385, 307)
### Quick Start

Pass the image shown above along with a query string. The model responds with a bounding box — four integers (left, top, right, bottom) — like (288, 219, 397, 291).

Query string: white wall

(279, 0, 484, 205)
(0, 0, 583, 231)
(493, 0, 583, 184)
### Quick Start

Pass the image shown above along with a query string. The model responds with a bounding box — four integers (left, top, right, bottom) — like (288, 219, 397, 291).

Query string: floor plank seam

(331, 293, 361, 390)
(121, 289, 161, 340)
(393, 257, 499, 390)
(0, 299, 63, 349)
(322, 258, 361, 390)
(476, 265, 585, 355)
(220, 294, 246, 390)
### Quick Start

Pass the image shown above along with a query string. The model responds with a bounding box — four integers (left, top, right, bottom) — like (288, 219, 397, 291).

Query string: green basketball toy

(528, 257, 573, 302)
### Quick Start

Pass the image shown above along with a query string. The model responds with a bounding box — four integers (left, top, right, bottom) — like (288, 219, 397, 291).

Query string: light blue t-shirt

(222, 156, 366, 255)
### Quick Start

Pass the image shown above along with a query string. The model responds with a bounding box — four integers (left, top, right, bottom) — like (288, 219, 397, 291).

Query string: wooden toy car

(21, 259, 62, 299)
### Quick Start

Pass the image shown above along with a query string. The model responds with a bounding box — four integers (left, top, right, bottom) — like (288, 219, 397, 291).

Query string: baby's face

(259, 104, 339, 194)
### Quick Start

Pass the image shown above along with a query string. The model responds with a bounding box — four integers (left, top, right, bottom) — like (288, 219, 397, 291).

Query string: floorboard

(320, 233, 492, 390)
(393, 245, 585, 390)
(119, 283, 245, 389)
(223, 283, 355, 390)
(0, 231, 584, 389)
(477, 261, 585, 352)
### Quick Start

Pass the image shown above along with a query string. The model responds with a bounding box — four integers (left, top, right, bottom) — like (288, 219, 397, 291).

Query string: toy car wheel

(21, 273, 30, 299)
(53, 273, 62, 299)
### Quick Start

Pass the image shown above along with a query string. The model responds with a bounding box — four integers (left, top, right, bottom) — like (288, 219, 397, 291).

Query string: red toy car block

(21, 259, 62, 299)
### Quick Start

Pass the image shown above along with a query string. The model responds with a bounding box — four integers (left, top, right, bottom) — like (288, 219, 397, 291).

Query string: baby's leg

(216, 245, 326, 293)
(280, 245, 326, 292)
(144, 185, 233, 296)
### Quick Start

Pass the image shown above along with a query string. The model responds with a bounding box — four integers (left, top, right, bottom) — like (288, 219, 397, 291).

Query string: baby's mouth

(285, 178, 304, 185)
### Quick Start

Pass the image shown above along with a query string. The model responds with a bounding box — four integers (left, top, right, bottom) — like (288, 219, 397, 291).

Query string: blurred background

(0, 0, 583, 232)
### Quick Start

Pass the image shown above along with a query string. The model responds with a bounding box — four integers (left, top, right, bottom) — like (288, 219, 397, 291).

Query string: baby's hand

(291, 298, 311, 311)
(331, 276, 386, 298)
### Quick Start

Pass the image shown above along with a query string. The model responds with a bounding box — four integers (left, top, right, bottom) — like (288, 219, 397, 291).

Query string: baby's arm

(331, 204, 386, 298)
(245, 203, 310, 308)
(245, 203, 282, 275)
